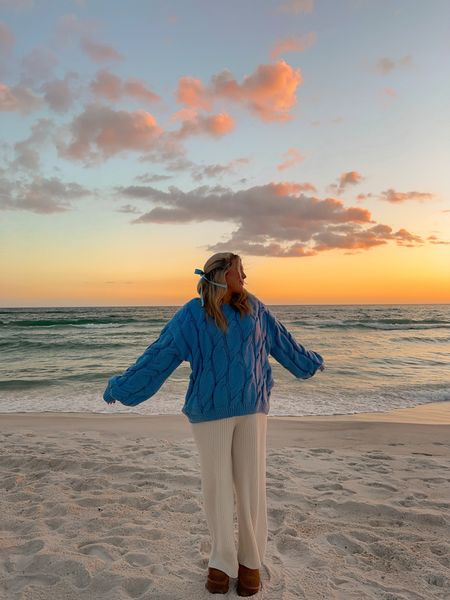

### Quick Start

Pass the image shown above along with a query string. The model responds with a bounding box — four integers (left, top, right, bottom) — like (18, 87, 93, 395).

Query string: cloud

(270, 32, 316, 60)
(191, 157, 251, 182)
(176, 60, 302, 122)
(21, 47, 58, 86)
(171, 112, 235, 139)
(12, 118, 54, 171)
(90, 69, 160, 103)
(427, 235, 450, 245)
(113, 181, 423, 256)
(116, 204, 141, 214)
(374, 55, 413, 75)
(90, 69, 122, 101)
(59, 104, 163, 162)
(135, 173, 173, 183)
(137, 135, 188, 168)
(270, 181, 317, 195)
(331, 170, 365, 194)
(0, 83, 42, 113)
(380, 188, 434, 203)
(276, 0, 314, 14)
(0, 176, 90, 213)
(124, 79, 160, 103)
(277, 147, 304, 171)
(81, 36, 123, 62)
(138, 155, 251, 182)
(41, 73, 79, 113)
(313, 223, 422, 251)
(176, 77, 212, 110)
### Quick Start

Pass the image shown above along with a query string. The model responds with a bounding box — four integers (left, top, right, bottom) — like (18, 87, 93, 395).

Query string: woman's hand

(106, 398, 116, 404)
(318, 363, 325, 371)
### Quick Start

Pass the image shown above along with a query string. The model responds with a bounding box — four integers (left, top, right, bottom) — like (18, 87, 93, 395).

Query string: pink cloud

(60, 104, 163, 161)
(81, 36, 123, 62)
(270, 32, 316, 60)
(172, 112, 235, 140)
(277, 147, 304, 171)
(124, 79, 160, 103)
(211, 60, 302, 122)
(270, 182, 317, 196)
(381, 189, 434, 203)
(427, 235, 450, 245)
(0, 83, 41, 113)
(90, 69, 122, 100)
(90, 70, 160, 103)
(337, 170, 364, 191)
(176, 77, 212, 110)
(170, 107, 198, 122)
(176, 60, 302, 122)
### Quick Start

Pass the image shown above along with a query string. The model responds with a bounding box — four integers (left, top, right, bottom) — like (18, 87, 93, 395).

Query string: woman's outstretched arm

(103, 308, 188, 407)
(263, 305, 324, 379)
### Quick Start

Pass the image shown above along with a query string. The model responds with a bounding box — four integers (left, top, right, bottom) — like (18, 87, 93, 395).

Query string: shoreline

(0, 399, 449, 425)
(1, 401, 449, 451)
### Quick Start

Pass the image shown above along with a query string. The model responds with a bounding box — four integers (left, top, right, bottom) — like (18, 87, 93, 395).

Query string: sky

(1, 0, 449, 307)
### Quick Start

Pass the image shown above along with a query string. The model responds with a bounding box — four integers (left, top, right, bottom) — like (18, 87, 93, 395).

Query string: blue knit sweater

(103, 295, 324, 423)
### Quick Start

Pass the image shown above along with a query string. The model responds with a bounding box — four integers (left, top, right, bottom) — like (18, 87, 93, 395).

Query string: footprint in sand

(14, 539, 45, 555)
(425, 572, 449, 588)
(276, 532, 309, 557)
(326, 532, 364, 555)
(78, 542, 115, 562)
(313, 482, 344, 491)
(121, 577, 152, 598)
(365, 481, 398, 492)
(348, 529, 380, 543)
(364, 452, 394, 461)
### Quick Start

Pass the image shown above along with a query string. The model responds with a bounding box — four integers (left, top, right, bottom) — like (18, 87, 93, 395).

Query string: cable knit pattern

(103, 295, 324, 423)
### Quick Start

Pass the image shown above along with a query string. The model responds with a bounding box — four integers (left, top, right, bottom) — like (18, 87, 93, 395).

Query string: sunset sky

(1, 0, 449, 307)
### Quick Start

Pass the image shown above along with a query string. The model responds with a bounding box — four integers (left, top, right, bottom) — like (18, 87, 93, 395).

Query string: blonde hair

(197, 252, 255, 332)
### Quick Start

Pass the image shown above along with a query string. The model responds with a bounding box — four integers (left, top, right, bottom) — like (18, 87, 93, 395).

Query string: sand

(1, 401, 449, 600)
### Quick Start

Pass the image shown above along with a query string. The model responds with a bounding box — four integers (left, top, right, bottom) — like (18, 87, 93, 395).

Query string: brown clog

(236, 563, 260, 596)
(205, 567, 229, 594)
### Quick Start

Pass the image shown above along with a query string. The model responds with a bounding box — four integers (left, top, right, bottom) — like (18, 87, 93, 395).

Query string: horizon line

(1, 302, 449, 309)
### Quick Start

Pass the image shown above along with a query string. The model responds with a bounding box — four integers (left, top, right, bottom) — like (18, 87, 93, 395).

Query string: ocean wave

(0, 372, 113, 390)
(0, 317, 166, 328)
(0, 340, 126, 350)
(292, 318, 450, 330)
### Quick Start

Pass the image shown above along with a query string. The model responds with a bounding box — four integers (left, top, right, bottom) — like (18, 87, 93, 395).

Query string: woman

(103, 251, 324, 596)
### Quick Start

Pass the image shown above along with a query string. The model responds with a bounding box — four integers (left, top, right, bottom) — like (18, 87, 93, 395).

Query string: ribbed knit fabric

(103, 293, 324, 423)
(191, 413, 267, 579)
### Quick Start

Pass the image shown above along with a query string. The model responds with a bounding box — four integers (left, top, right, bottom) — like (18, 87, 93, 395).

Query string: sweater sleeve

(263, 305, 324, 379)
(103, 308, 186, 407)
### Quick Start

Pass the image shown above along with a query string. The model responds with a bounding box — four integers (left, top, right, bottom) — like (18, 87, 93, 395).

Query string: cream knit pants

(190, 412, 268, 579)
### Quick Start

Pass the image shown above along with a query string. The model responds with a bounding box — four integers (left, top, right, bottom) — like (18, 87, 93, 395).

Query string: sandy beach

(1, 402, 449, 600)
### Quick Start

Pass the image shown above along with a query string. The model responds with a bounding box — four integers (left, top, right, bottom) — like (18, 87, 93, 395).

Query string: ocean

(1, 303, 449, 417)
